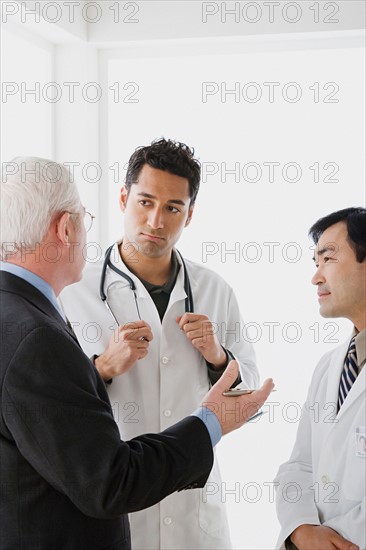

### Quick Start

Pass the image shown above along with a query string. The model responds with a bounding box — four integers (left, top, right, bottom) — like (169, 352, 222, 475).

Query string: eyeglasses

(83, 211, 95, 232)
(66, 210, 95, 232)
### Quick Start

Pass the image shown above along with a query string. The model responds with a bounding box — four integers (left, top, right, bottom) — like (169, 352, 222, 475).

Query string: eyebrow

(136, 192, 186, 206)
(312, 245, 336, 262)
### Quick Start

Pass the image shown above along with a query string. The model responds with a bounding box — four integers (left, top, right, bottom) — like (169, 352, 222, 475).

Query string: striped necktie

(338, 337, 358, 410)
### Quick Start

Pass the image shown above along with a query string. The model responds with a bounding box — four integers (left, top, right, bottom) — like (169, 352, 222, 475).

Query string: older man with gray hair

(0, 157, 273, 550)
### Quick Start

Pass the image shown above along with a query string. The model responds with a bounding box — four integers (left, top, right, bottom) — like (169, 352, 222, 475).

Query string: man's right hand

(290, 525, 359, 550)
(201, 360, 274, 436)
(95, 320, 153, 381)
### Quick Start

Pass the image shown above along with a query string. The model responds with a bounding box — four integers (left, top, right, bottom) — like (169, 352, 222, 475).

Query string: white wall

(1, 26, 54, 161)
(54, 43, 100, 240)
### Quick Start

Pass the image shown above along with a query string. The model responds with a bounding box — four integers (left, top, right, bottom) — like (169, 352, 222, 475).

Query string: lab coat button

(321, 475, 330, 484)
(163, 409, 172, 417)
(163, 517, 173, 526)
(161, 356, 169, 365)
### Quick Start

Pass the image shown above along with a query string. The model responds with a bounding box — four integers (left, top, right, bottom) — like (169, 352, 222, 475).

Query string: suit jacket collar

(0, 271, 77, 343)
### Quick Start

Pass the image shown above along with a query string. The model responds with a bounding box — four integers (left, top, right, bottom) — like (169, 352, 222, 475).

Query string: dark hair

(125, 138, 201, 203)
(309, 207, 366, 262)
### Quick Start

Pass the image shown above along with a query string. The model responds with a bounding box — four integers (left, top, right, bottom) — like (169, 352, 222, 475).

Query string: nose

(311, 266, 325, 286)
(147, 207, 164, 230)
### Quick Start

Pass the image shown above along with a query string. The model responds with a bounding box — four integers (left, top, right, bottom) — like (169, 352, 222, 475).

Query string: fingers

(234, 379, 275, 422)
(251, 378, 275, 407)
(334, 542, 359, 550)
(118, 321, 153, 343)
(332, 532, 359, 550)
(121, 320, 149, 330)
(177, 313, 210, 331)
(177, 314, 214, 346)
(186, 330, 213, 345)
(202, 362, 274, 435)
(219, 370, 274, 422)
(216, 360, 240, 388)
(136, 348, 149, 360)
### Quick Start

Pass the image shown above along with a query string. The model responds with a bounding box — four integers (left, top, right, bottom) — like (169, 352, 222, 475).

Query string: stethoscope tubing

(99, 244, 194, 324)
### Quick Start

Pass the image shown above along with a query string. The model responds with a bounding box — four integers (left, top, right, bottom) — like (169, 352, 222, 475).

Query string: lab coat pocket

(343, 427, 366, 502)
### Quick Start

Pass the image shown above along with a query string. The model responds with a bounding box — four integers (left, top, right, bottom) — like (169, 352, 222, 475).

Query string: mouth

(318, 292, 330, 301)
(141, 233, 165, 242)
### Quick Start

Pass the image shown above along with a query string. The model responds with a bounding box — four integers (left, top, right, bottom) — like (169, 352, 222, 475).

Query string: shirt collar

(138, 250, 180, 295)
(354, 328, 366, 367)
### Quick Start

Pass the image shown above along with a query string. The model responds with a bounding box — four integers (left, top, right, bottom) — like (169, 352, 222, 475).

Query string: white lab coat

(275, 337, 366, 550)
(61, 243, 258, 550)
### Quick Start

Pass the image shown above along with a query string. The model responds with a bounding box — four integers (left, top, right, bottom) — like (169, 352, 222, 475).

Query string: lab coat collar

(105, 242, 150, 300)
(337, 333, 366, 421)
(325, 333, 366, 422)
(175, 251, 201, 299)
(325, 338, 349, 405)
(105, 242, 195, 308)
(169, 249, 190, 306)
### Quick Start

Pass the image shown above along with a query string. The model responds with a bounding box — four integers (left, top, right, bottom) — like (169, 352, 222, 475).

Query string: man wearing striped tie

(275, 207, 366, 550)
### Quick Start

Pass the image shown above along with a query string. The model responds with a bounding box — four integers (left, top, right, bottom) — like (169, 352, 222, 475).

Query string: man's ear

(120, 186, 128, 212)
(56, 212, 71, 247)
(185, 203, 195, 227)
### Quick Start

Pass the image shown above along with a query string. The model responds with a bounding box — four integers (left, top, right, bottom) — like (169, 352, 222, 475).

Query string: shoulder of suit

(1, 291, 73, 352)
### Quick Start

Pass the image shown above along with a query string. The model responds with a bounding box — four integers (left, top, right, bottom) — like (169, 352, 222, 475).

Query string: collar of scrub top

(99, 242, 194, 325)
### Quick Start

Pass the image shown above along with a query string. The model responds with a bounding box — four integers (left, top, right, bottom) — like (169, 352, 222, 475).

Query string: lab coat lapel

(337, 362, 365, 420)
(166, 252, 198, 312)
(168, 261, 187, 308)
(325, 339, 349, 407)
(324, 335, 364, 423)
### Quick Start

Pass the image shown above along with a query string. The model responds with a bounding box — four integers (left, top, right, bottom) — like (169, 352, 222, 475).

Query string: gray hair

(1, 157, 81, 259)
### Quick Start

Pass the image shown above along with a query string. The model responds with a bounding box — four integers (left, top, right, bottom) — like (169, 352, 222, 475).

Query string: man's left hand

(176, 313, 227, 369)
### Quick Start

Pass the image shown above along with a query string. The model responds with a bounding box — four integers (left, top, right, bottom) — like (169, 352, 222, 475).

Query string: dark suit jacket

(0, 272, 213, 550)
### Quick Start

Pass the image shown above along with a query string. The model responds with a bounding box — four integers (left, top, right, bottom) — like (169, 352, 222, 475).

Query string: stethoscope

(99, 244, 194, 326)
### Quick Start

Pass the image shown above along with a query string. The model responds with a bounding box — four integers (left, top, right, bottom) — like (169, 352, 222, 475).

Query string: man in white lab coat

(275, 207, 366, 550)
(61, 138, 258, 550)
